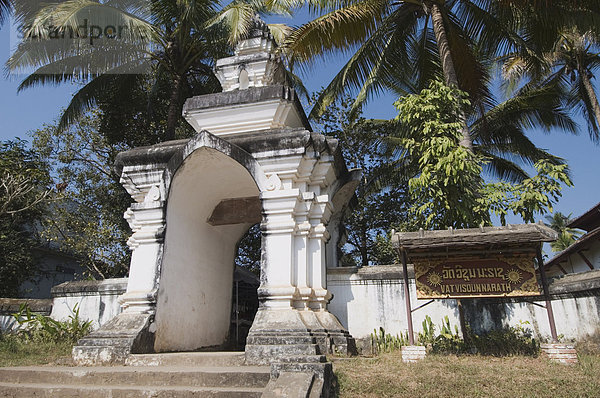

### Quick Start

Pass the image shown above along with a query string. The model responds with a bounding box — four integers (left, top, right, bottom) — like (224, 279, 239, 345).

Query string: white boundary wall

(49, 278, 127, 330)
(327, 266, 600, 341)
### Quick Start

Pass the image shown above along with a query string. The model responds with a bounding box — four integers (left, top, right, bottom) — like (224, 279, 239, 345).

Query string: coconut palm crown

(7, 0, 294, 140)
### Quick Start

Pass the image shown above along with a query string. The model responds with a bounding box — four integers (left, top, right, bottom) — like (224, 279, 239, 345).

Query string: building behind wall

(545, 202, 600, 276)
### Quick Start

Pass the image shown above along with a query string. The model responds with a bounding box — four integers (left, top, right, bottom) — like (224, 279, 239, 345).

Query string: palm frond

(268, 23, 293, 46)
(476, 148, 529, 182)
(57, 60, 151, 131)
(307, 4, 419, 117)
(207, 0, 256, 45)
(284, 0, 391, 64)
(0, 0, 11, 24)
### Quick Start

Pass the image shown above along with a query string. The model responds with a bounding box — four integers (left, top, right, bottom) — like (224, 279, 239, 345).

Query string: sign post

(392, 223, 559, 354)
(401, 249, 415, 346)
(536, 247, 559, 342)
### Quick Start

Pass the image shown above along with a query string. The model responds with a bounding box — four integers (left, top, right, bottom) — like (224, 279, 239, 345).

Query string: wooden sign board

(414, 255, 541, 299)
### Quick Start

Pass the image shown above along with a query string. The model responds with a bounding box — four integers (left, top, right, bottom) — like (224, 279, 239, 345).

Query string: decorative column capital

(120, 164, 167, 204)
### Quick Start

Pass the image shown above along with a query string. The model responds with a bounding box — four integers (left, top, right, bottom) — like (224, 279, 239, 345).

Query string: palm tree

(282, 0, 538, 150)
(550, 31, 600, 142)
(497, 0, 600, 143)
(7, 0, 292, 141)
(545, 211, 582, 252)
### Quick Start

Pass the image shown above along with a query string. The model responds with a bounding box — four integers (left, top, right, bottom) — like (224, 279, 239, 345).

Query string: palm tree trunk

(579, 67, 600, 134)
(428, 2, 473, 150)
(166, 75, 184, 141)
(430, 3, 458, 87)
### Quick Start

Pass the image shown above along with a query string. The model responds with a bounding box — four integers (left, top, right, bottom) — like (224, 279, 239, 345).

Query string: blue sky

(1, 15, 599, 223)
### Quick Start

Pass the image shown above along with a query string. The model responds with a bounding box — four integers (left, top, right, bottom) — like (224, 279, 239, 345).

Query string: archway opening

(154, 147, 261, 352)
(229, 223, 261, 350)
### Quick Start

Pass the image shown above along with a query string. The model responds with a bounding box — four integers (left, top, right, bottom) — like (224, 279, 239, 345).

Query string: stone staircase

(0, 352, 271, 397)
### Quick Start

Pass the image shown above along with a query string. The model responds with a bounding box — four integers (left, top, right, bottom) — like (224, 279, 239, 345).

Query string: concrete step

(125, 351, 246, 367)
(0, 382, 264, 397)
(0, 366, 271, 389)
(247, 335, 317, 345)
(273, 355, 328, 363)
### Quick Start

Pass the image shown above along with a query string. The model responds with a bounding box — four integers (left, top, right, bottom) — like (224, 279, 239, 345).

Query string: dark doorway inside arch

(229, 223, 261, 350)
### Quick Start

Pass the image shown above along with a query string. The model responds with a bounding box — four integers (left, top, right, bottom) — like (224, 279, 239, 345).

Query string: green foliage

(469, 322, 540, 357)
(395, 81, 489, 229)
(418, 315, 436, 346)
(371, 327, 409, 354)
(11, 303, 92, 344)
(481, 160, 573, 225)
(432, 316, 464, 354)
(415, 316, 539, 356)
(545, 212, 582, 252)
(235, 223, 261, 275)
(31, 112, 131, 279)
(313, 93, 409, 266)
(371, 232, 397, 266)
(0, 139, 52, 297)
(417, 315, 463, 353)
(395, 81, 572, 230)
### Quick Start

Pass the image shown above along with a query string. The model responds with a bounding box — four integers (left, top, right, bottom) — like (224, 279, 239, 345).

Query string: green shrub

(418, 315, 436, 346)
(371, 327, 409, 353)
(431, 316, 465, 354)
(470, 322, 540, 357)
(371, 318, 540, 357)
(11, 303, 93, 344)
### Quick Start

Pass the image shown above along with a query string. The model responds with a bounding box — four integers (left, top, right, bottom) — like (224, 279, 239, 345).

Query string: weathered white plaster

(50, 278, 127, 329)
(183, 20, 307, 138)
(184, 99, 305, 137)
(119, 164, 167, 314)
(154, 147, 259, 352)
(328, 267, 460, 339)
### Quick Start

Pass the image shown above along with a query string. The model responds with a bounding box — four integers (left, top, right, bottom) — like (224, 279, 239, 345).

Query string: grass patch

(0, 303, 91, 367)
(0, 334, 73, 367)
(335, 353, 600, 397)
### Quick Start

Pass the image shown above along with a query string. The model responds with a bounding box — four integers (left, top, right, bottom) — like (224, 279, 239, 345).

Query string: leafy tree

(312, 94, 409, 266)
(394, 81, 488, 228)
(31, 112, 131, 278)
(392, 81, 572, 230)
(0, 140, 52, 297)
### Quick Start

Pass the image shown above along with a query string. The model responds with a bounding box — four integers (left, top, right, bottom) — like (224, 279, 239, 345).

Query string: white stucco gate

(72, 19, 359, 368)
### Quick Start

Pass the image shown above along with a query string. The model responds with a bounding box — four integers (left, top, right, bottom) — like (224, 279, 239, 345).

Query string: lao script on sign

(414, 255, 541, 299)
